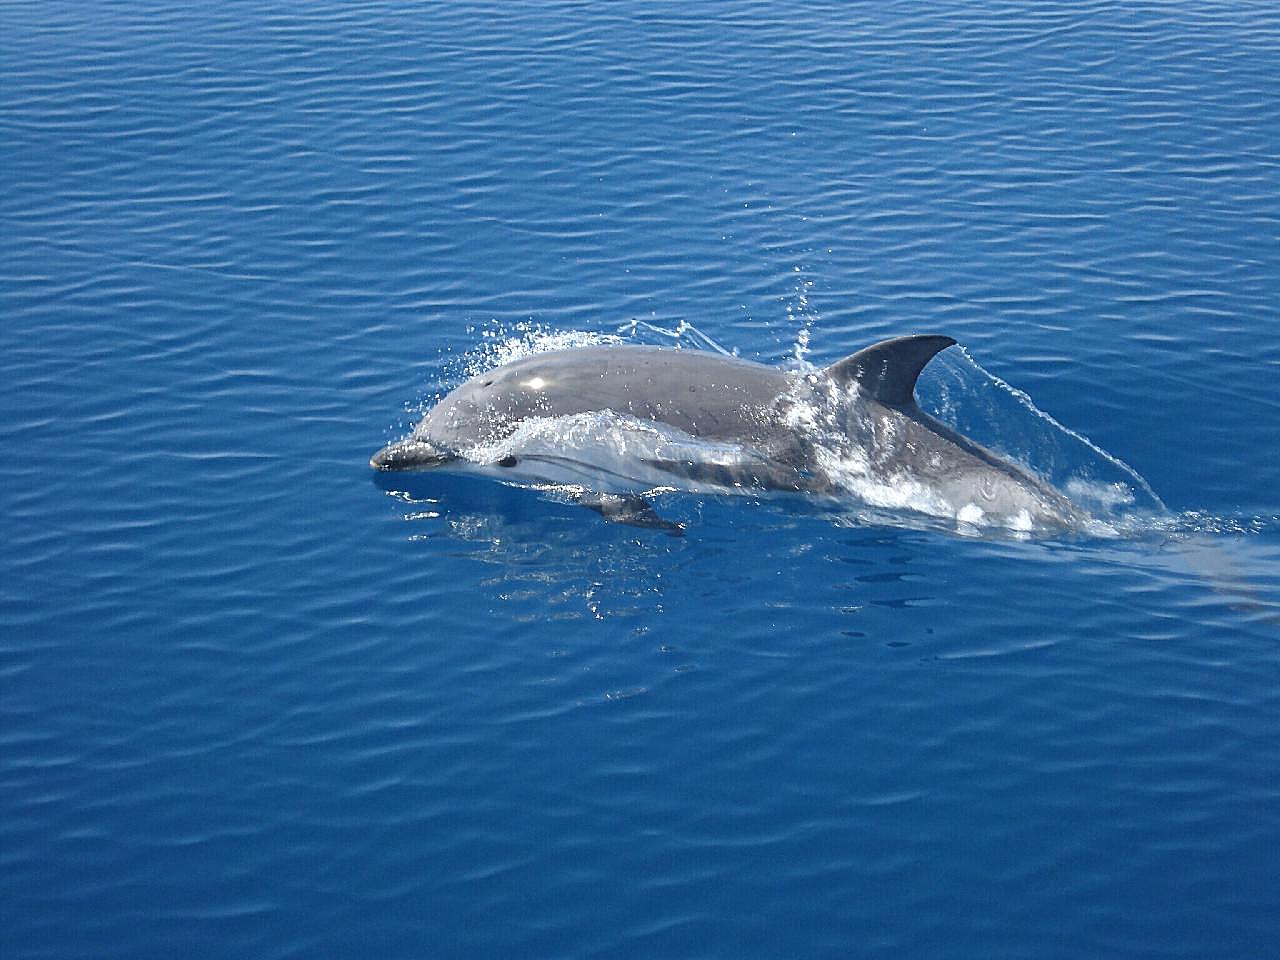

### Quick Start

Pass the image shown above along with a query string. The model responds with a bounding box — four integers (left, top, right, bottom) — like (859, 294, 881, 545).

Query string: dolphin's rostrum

(372, 335, 1082, 532)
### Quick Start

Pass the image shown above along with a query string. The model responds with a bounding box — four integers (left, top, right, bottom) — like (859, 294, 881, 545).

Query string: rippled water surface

(4, 2, 1279, 957)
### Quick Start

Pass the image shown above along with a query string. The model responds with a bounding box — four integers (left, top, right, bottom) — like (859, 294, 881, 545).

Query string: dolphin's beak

(369, 438, 452, 471)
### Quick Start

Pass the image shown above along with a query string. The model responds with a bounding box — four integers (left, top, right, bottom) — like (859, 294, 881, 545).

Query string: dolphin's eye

(497, 455, 517, 468)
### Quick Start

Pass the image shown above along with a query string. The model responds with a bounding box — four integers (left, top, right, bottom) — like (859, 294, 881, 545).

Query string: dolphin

(371, 335, 1083, 532)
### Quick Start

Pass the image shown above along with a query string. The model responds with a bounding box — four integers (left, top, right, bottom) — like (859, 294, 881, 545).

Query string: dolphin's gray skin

(371, 335, 1082, 531)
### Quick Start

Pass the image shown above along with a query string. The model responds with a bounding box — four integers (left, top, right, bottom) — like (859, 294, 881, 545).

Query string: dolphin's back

(423, 345, 799, 450)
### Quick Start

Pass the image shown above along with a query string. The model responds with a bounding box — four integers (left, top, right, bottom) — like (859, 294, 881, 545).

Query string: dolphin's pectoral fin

(575, 492, 685, 537)
(824, 334, 956, 408)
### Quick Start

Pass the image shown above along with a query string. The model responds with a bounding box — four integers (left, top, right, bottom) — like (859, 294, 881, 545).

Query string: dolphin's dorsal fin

(823, 334, 956, 408)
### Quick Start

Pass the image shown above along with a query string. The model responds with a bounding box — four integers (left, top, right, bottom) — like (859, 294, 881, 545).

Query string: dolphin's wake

(375, 325, 1174, 538)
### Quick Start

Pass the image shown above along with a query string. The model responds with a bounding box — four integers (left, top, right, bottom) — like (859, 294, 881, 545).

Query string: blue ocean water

(3, 1, 1279, 957)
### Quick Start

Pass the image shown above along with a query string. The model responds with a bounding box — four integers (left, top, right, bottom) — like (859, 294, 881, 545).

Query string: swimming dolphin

(371, 335, 1082, 532)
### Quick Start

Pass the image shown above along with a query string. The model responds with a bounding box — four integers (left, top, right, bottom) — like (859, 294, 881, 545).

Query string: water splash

(914, 346, 1167, 522)
(785, 266, 817, 368)
(614, 317, 738, 357)
(464, 321, 623, 377)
